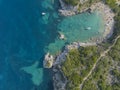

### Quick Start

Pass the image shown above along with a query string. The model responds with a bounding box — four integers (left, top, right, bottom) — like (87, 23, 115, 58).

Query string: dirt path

(80, 35, 120, 90)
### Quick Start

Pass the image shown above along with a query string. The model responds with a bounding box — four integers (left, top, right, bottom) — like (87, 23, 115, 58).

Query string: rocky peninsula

(54, 1, 116, 90)
(43, 53, 54, 68)
(43, 0, 117, 90)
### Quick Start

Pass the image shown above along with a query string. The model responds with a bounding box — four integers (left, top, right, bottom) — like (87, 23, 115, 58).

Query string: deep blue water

(0, 0, 60, 90)
(0, 0, 105, 89)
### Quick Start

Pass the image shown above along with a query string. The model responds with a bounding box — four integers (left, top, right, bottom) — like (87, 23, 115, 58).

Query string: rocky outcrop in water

(58, 32, 65, 40)
(43, 53, 54, 68)
(53, 41, 97, 90)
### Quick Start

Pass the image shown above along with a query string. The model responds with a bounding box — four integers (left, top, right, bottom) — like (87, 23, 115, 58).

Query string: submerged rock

(59, 32, 65, 40)
(43, 53, 54, 68)
(21, 61, 43, 86)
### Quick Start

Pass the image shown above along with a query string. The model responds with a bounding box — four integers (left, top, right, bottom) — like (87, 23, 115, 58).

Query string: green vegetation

(82, 38, 120, 90)
(111, 69, 120, 80)
(109, 38, 120, 61)
(64, 0, 79, 6)
(61, 46, 100, 90)
(58, 0, 120, 90)
(82, 56, 111, 90)
(105, 0, 116, 9)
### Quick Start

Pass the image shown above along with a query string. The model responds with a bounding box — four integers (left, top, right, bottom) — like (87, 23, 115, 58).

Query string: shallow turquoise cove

(47, 11, 105, 54)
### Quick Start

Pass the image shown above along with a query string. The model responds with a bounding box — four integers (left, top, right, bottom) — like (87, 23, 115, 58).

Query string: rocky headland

(52, 42, 97, 90)
(53, 1, 115, 90)
(43, 53, 54, 68)
(43, 0, 116, 90)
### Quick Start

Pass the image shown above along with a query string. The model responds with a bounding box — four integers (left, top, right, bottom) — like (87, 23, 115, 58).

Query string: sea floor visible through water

(0, 0, 105, 90)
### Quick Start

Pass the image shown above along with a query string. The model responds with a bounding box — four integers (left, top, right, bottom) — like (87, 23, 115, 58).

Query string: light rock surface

(116, 0, 120, 6)
(89, 2, 115, 39)
(53, 1, 115, 89)
(59, 32, 65, 40)
(80, 0, 89, 4)
(43, 53, 54, 68)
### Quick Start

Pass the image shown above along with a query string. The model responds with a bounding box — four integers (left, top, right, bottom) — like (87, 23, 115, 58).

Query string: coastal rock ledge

(59, 0, 78, 16)
(59, 0, 89, 16)
(43, 53, 54, 68)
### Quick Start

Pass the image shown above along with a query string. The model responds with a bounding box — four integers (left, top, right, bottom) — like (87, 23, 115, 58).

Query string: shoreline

(52, 1, 115, 90)
(43, 1, 115, 90)
(89, 2, 115, 40)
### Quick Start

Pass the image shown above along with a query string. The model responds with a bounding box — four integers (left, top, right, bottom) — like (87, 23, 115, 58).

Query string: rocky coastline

(54, 1, 115, 90)
(52, 42, 98, 90)
(59, 0, 115, 41)
(43, 41, 97, 89)
(58, 0, 115, 45)
(43, 1, 115, 90)
(89, 2, 115, 39)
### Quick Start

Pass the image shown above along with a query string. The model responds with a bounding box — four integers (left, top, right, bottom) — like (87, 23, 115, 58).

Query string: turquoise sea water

(47, 11, 105, 54)
(0, 0, 105, 90)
